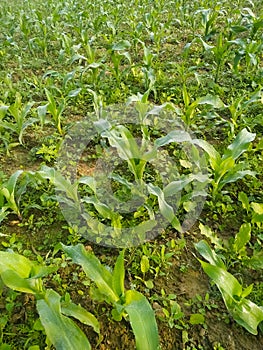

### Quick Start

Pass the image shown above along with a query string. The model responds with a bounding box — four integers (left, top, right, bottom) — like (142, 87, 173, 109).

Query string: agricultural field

(0, 0, 263, 349)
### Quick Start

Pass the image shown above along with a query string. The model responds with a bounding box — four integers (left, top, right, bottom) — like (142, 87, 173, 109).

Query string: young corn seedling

(193, 128, 256, 198)
(200, 32, 231, 83)
(199, 222, 263, 269)
(181, 84, 225, 125)
(108, 40, 131, 83)
(0, 170, 24, 220)
(194, 8, 219, 40)
(0, 249, 99, 350)
(42, 88, 65, 135)
(3, 93, 36, 145)
(62, 244, 160, 350)
(195, 240, 263, 335)
(96, 115, 208, 233)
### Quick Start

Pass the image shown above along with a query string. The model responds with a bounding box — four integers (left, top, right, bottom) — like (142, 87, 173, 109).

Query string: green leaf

(37, 290, 91, 350)
(140, 255, 150, 274)
(111, 40, 131, 51)
(147, 184, 181, 232)
(223, 128, 256, 160)
(112, 250, 125, 297)
(248, 251, 263, 269)
(0, 251, 34, 278)
(124, 290, 159, 350)
(154, 130, 191, 148)
(30, 265, 58, 279)
(1, 270, 41, 294)
(195, 240, 225, 268)
(62, 244, 119, 303)
(238, 192, 250, 212)
(233, 223, 251, 253)
(197, 95, 225, 108)
(220, 169, 256, 187)
(199, 261, 242, 306)
(192, 139, 220, 171)
(251, 202, 263, 214)
(189, 313, 205, 325)
(61, 300, 100, 334)
(199, 223, 224, 250)
(232, 299, 263, 335)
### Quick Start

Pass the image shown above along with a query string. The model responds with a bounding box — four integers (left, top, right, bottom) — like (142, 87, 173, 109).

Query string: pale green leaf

(233, 223, 251, 253)
(195, 240, 225, 268)
(61, 301, 100, 334)
(124, 290, 159, 350)
(232, 299, 263, 335)
(37, 290, 91, 350)
(0, 251, 34, 278)
(1, 270, 41, 294)
(62, 244, 118, 303)
(197, 95, 225, 108)
(251, 202, 263, 214)
(112, 250, 125, 297)
(140, 255, 150, 274)
(223, 128, 256, 160)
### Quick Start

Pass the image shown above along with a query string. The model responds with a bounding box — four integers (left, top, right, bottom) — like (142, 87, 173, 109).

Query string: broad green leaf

(30, 265, 58, 279)
(0, 208, 9, 224)
(82, 196, 121, 222)
(147, 184, 181, 232)
(214, 157, 235, 179)
(67, 88, 82, 98)
(62, 244, 118, 303)
(182, 84, 190, 107)
(61, 300, 100, 334)
(37, 289, 91, 350)
(223, 128, 256, 160)
(197, 95, 225, 108)
(2, 170, 23, 197)
(238, 192, 250, 212)
(233, 223, 251, 253)
(37, 166, 80, 205)
(220, 170, 256, 187)
(241, 283, 253, 298)
(102, 125, 141, 161)
(112, 250, 125, 297)
(154, 130, 191, 148)
(199, 261, 242, 305)
(124, 290, 159, 350)
(111, 40, 131, 51)
(195, 240, 225, 268)
(252, 213, 263, 225)
(163, 173, 208, 197)
(232, 299, 263, 335)
(251, 202, 263, 214)
(199, 37, 214, 51)
(192, 139, 220, 170)
(78, 176, 96, 193)
(1, 270, 42, 294)
(0, 251, 34, 278)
